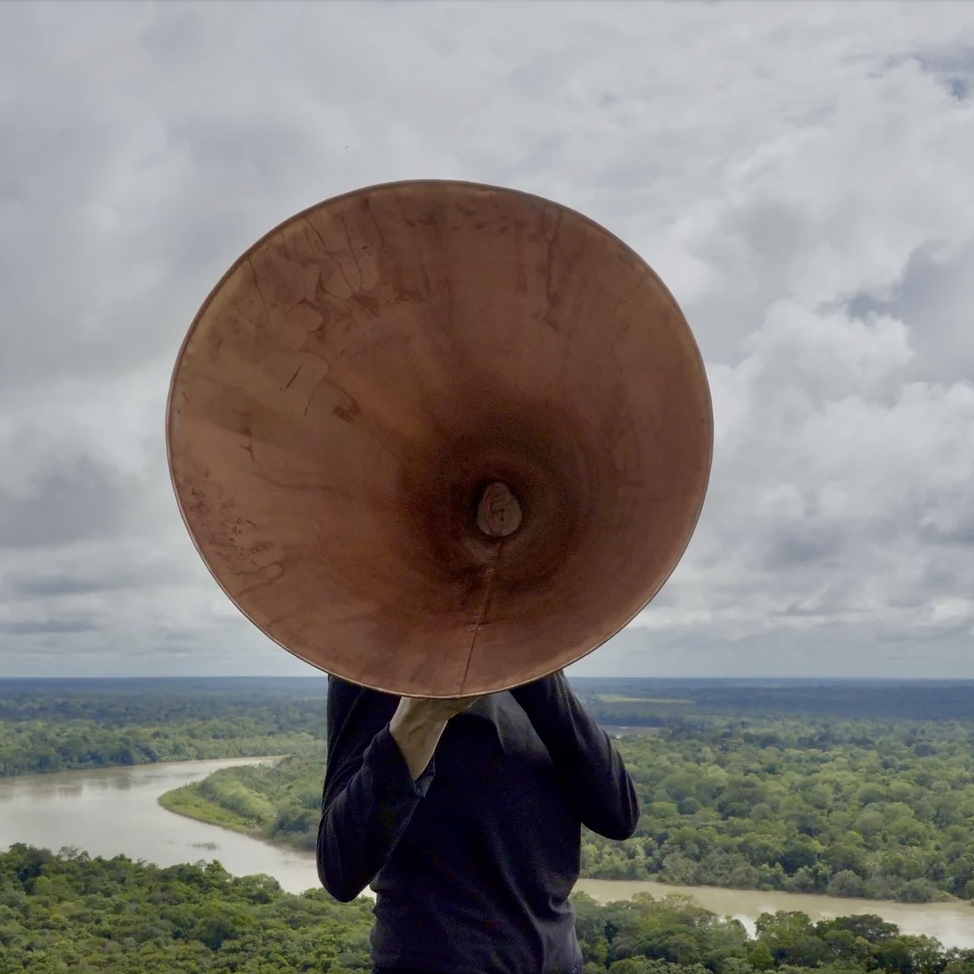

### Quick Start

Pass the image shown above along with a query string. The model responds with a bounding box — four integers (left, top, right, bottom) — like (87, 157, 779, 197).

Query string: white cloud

(2, 1, 974, 676)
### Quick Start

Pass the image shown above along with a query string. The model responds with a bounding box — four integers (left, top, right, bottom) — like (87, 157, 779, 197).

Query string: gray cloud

(2, 1, 974, 677)
(8, 575, 126, 599)
(0, 618, 99, 636)
(850, 243, 974, 387)
(0, 456, 131, 549)
(7, 559, 183, 599)
(760, 522, 850, 572)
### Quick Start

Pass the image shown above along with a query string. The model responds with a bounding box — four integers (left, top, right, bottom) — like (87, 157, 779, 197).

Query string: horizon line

(3, 674, 974, 683)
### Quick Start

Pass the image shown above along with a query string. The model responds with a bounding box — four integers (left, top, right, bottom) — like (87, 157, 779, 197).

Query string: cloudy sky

(1, 1, 973, 679)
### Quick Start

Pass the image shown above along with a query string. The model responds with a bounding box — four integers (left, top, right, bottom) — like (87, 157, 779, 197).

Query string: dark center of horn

(475, 482, 522, 538)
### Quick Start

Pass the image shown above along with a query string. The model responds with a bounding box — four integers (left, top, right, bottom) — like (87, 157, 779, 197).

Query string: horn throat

(475, 482, 522, 539)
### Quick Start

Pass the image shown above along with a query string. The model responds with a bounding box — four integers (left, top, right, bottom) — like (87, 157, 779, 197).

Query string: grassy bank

(158, 751, 323, 851)
(158, 781, 259, 835)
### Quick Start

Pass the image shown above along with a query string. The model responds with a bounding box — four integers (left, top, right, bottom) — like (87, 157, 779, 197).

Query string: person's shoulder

(325, 675, 399, 746)
(326, 673, 361, 705)
(327, 674, 398, 709)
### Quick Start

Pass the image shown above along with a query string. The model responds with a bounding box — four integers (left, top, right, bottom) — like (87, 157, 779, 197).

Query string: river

(1, 758, 973, 947)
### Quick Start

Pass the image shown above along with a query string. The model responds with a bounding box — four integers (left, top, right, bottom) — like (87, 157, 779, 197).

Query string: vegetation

(582, 718, 974, 904)
(0, 678, 325, 777)
(0, 844, 373, 974)
(6, 675, 974, 777)
(164, 716, 974, 904)
(9, 677, 974, 905)
(159, 751, 325, 850)
(573, 679, 974, 727)
(3, 844, 972, 974)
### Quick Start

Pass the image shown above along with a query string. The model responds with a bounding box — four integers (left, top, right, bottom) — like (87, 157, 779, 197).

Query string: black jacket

(317, 671, 640, 974)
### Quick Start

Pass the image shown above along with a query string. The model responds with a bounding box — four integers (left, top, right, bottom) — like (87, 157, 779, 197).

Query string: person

(316, 669, 640, 974)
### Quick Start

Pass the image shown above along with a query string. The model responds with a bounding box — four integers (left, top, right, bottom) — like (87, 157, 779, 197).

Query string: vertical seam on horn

(458, 542, 504, 694)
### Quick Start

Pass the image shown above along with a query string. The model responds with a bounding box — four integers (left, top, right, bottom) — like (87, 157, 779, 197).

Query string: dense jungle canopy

(2, 845, 970, 974)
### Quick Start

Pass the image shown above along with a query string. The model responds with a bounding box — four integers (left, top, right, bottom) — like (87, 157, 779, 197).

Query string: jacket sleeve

(316, 676, 434, 901)
(510, 671, 640, 840)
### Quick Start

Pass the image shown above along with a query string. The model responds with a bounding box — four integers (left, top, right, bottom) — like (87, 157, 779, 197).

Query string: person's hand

(389, 695, 483, 780)
(395, 695, 481, 724)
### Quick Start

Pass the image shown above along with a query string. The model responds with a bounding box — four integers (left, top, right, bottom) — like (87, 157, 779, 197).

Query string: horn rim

(165, 179, 714, 696)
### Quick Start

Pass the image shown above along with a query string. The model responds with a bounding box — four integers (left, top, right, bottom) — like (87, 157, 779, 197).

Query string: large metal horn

(166, 180, 713, 697)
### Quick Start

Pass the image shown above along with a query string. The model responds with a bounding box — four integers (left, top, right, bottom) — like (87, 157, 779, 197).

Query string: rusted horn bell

(166, 180, 713, 698)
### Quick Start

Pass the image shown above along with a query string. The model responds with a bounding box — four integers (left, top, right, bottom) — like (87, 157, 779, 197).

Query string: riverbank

(159, 780, 268, 836)
(157, 753, 295, 845)
(159, 772, 974, 919)
(157, 768, 972, 924)
(4, 758, 974, 947)
(159, 784, 259, 835)
(573, 878, 974, 942)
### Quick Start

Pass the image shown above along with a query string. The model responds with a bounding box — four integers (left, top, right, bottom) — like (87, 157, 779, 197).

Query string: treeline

(583, 719, 974, 903)
(165, 718, 974, 903)
(0, 679, 325, 777)
(572, 679, 974, 725)
(6, 676, 974, 778)
(0, 722, 319, 777)
(2, 845, 970, 974)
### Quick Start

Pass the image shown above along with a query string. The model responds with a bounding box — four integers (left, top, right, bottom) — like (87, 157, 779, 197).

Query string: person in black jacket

(317, 670, 640, 974)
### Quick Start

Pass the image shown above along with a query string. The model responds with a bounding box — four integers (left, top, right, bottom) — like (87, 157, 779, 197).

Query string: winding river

(1, 758, 973, 947)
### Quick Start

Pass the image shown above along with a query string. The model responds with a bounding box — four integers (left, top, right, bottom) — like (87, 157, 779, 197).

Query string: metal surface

(166, 180, 713, 697)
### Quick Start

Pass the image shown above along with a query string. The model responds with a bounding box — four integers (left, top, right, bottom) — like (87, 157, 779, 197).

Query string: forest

(162, 716, 974, 904)
(6, 676, 974, 778)
(9, 678, 974, 904)
(1, 843, 969, 974)
(6, 677, 974, 970)
(0, 678, 325, 776)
